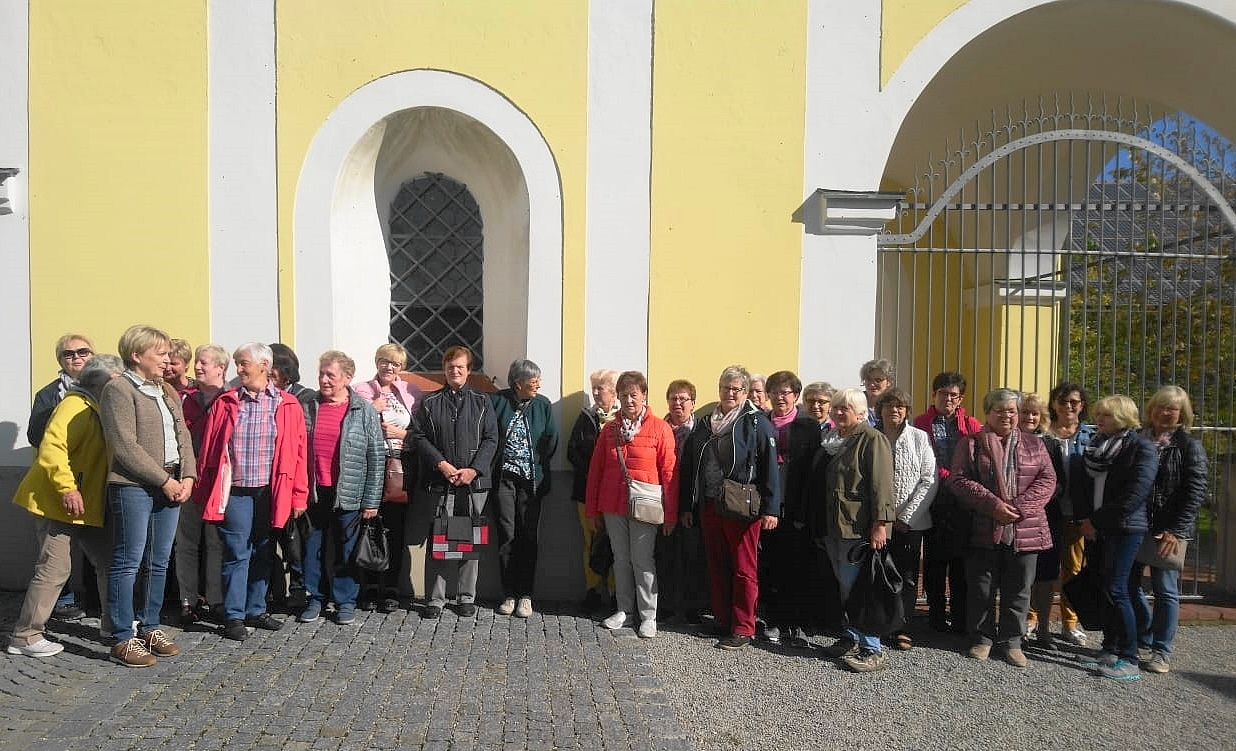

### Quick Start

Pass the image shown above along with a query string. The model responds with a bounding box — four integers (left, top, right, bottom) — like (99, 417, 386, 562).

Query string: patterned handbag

(430, 489, 489, 560)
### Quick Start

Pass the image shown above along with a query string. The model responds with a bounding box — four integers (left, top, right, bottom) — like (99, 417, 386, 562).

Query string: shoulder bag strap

(614, 422, 631, 483)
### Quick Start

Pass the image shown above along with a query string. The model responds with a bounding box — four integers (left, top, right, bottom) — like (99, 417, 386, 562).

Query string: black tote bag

(844, 543, 905, 636)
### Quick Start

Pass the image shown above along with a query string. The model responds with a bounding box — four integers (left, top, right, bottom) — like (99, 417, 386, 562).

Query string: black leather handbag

(350, 515, 390, 573)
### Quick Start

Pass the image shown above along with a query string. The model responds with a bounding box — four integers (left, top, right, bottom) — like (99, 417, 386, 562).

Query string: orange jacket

(585, 413, 678, 521)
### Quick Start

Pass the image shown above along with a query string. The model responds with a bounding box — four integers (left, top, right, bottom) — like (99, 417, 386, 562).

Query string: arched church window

(388, 173, 485, 372)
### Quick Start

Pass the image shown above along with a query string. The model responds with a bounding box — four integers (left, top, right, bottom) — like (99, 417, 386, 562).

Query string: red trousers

(700, 502, 762, 636)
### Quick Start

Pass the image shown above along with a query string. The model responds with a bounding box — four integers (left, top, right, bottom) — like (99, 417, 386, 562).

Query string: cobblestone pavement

(0, 594, 692, 751)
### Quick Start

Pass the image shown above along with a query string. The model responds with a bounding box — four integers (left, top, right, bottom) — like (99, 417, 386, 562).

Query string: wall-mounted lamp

(0, 167, 19, 216)
(792, 188, 904, 236)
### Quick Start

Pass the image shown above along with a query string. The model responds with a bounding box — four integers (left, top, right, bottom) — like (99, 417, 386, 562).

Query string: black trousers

(493, 473, 541, 598)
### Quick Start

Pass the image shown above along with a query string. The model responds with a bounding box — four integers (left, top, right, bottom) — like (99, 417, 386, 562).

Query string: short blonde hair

(375, 343, 408, 368)
(117, 325, 171, 368)
(55, 333, 95, 362)
(832, 387, 868, 416)
(589, 369, 619, 392)
(1021, 392, 1050, 426)
(168, 338, 192, 363)
(1145, 385, 1195, 431)
(195, 344, 230, 370)
(320, 350, 357, 378)
(1092, 394, 1141, 430)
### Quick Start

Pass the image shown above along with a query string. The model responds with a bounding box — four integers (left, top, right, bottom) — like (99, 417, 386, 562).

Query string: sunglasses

(60, 348, 93, 359)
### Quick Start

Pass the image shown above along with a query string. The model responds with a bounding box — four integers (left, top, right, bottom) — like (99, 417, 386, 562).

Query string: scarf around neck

(619, 407, 647, 443)
(710, 402, 745, 436)
(1085, 428, 1131, 476)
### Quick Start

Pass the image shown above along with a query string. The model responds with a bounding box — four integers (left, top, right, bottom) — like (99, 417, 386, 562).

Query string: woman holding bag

(585, 371, 678, 639)
(1132, 386, 1207, 673)
(678, 366, 780, 651)
(353, 343, 421, 612)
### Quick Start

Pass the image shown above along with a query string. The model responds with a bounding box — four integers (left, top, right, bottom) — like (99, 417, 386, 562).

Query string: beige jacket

(99, 374, 196, 487)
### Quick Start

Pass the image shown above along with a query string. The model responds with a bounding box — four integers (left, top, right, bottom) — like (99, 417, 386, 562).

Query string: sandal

(894, 632, 913, 651)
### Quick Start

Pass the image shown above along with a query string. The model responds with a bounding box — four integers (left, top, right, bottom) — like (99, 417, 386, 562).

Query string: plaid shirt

(230, 383, 281, 487)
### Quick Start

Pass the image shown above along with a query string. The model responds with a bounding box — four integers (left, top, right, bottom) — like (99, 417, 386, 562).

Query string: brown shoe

(967, 643, 991, 660)
(140, 629, 180, 657)
(111, 637, 157, 668)
(1004, 647, 1028, 668)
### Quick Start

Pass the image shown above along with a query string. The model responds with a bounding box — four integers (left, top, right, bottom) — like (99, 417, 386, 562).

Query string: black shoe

(51, 603, 86, 621)
(422, 605, 442, 619)
(359, 597, 378, 612)
(762, 625, 782, 645)
(244, 613, 284, 631)
(206, 604, 228, 625)
(379, 597, 399, 614)
(222, 620, 249, 641)
(717, 634, 752, 650)
(822, 637, 859, 659)
(286, 589, 309, 612)
(457, 603, 477, 618)
(684, 609, 704, 626)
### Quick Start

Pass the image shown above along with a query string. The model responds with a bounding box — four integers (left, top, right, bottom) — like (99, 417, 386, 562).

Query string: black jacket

(406, 385, 499, 492)
(27, 377, 65, 447)
(678, 402, 782, 517)
(566, 408, 602, 502)
(780, 412, 822, 523)
(1073, 431, 1157, 535)
(1147, 428, 1208, 539)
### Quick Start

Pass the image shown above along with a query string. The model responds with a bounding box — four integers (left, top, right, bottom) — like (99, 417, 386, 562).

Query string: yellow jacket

(13, 390, 110, 527)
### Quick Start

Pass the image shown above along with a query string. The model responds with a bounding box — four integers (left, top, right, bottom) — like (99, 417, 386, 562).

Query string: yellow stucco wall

(649, 0, 806, 394)
(275, 1, 587, 384)
(28, 1, 209, 385)
(881, 0, 967, 88)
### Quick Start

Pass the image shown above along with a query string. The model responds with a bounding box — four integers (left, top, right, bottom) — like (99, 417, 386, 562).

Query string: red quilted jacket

(585, 413, 678, 521)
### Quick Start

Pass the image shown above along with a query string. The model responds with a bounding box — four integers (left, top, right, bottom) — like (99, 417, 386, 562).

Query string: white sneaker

(515, 597, 533, 618)
(6, 637, 64, 658)
(1062, 627, 1088, 646)
(637, 619, 657, 639)
(497, 597, 516, 616)
(602, 611, 630, 630)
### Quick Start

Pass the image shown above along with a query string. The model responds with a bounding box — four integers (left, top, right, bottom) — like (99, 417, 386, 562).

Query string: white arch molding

(292, 69, 564, 400)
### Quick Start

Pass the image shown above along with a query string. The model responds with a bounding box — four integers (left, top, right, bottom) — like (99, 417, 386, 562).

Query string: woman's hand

(161, 477, 184, 502)
(679, 511, 694, 529)
(451, 467, 478, 486)
(361, 507, 379, 520)
(382, 422, 407, 440)
(760, 515, 779, 531)
(662, 519, 677, 536)
(588, 515, 604, 533)
(175, 478, 195, 503)
(1078, 518, 1097, 541)
(62, 490, 85, 517)
(869, 521, 887, 549)
(372, 396, 389, 413)
(1157, 531, 1181, 558)
(993, 502, 1021, 525)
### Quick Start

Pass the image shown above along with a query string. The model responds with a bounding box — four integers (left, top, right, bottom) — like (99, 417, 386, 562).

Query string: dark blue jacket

(1074, 431, 1156, 535)
(1147, 428, 1208, 539)
(678, 401, 782, 517)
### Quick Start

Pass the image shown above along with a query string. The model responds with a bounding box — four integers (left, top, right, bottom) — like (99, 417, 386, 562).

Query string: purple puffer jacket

(947, 430, 1056, 552)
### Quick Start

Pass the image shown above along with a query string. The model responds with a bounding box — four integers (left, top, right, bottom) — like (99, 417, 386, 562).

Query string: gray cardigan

(99, 375, 197, 487)
(302, 389, 384, 511)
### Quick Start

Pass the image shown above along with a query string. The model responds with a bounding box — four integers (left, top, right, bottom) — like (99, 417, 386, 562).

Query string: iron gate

(877, 96, 1236, 596)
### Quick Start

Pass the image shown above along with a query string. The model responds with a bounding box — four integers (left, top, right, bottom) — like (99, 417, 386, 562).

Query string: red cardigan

(585, 413, 678, 521)
(192, 388, 310, 529)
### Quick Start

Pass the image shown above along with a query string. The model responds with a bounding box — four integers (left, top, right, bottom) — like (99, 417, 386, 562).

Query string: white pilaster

(0, 0, 32, 459)
(799, 0, 887, 387)
(584, 0, 653, 387)
(208, 0, 278, 348)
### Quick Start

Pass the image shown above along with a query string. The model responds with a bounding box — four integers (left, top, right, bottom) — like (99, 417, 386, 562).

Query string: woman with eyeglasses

(353, 343, 422, 612)
(948, 389, 1054, 669)
(678, 366, 779, 650)
(859, 359, 894, 426)
(913, 371, 981, 634)
(1042, 381, 1096, 647)
(801, 382, 834, 431)
(29, 334, 96, 447)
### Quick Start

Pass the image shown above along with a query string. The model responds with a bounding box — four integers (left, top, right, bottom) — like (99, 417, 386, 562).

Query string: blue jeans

(107, 483, 180, 641)
(218, 487, 274, 621)
(824, 537, 882, 652)
(1099, 533, 1144, 661)
(1131, 562, 1180, 655)
(304, 488, 361, 608)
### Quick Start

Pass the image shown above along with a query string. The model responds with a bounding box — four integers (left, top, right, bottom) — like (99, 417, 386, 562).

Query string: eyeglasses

(668, 395, 694, 403)
(990, 408, 1018, 416)
(1055, 399, 1084, 408)
(60, 348, 93, 360)
(376, 359, 403, 368)
(805, 398, 831, 407)
(863, 377, 889, 386)
(721, 386, 747, 394)
(935, 390, 962, 401)
(772, 389, 797, 398)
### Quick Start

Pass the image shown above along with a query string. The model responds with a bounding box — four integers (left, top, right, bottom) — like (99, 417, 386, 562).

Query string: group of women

(9, 335, 1208, 681)
(570, 363, 1206, 679)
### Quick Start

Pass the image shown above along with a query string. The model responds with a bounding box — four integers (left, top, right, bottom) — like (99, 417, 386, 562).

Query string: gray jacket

(302, 389, 384, 511)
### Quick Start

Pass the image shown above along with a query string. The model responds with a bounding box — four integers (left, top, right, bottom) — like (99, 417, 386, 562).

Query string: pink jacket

(947, 429, 1055, 551)
(192, 388, 310, 529)
(352, 377, 422, 414)
(585, 413, 678, 521)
